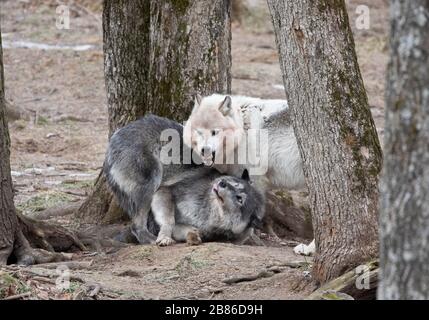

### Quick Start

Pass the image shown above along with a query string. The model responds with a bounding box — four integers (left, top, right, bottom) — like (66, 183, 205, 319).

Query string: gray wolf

(183, 94, 313, 254)
(104, 114, 200, 244)
(104, 114, 264, 245)
(149, 168, 265, 246)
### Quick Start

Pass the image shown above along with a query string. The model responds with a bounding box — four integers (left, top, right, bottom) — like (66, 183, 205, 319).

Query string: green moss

(0, 272, 31, 299)
(61, 180, 93, 190)
(325, 60, 383, 193)
(317, 0, 346, 13)
(175, 253, 211, 275)
(322, 292, 342, 300)
(274, 190, 294, 206)
(63, 281, 81, 293)
(36, 115, 49, 125)
(17, 191, 74, 215)
(130, 246, 154, 260)
(171, 0, 190, 15)
(150, 14, 191, 122)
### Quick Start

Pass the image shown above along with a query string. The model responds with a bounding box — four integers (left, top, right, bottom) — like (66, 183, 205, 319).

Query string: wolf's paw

(156, 235, 176, 247)
(186, 231, 202, 246)
(293, 239, 315, 256)
(131, 227, 157, 244)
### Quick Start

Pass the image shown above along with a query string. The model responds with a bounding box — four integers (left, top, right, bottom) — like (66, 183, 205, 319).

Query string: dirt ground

(0, 0, 388, 300)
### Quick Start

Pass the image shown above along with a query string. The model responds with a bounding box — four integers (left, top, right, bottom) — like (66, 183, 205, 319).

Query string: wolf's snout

(201, 146, 212, 156)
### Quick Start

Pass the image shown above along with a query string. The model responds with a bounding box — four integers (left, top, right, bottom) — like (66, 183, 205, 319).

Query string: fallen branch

(3, 292, 32, 300)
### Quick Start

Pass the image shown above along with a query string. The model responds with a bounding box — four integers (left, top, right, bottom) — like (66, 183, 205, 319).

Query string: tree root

(34, 203, 82, 221)
(223, 260, 309, 285)
(223, 270, 275, 284)
(306, 260, 378, 300)
(2, 212, 90, 266)
(18, 212, 86, 252)
(12, 228, 74, 265)
(264, 190, 313, 241)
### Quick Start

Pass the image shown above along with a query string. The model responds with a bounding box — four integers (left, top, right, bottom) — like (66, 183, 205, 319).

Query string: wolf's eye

(236, 195, 243, 204)
(211, 130, 218, 136)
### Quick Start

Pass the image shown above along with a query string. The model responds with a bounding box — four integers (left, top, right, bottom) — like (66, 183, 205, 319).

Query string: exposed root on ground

(223, 260, 311, 285)
(33, 203, 82, 220)
(307, 260, 378, 300)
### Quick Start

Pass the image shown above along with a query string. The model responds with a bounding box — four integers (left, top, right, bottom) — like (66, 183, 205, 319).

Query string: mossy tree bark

(379, 0, 429, 300)
(148, 0, 231, 122)
(77, 0, 231, 224)
(267, 0, 382, 283)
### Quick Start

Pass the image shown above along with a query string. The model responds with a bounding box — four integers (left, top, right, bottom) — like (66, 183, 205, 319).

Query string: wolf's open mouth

(202, 157, 214, 166)
(213, 187, 223, 202)
(201, 151, 215, 166)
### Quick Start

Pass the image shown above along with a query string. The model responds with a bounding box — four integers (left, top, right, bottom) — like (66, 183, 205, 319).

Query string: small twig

(62, 190, 87, 197)
(88, 284, 101, 297)
(3, 292, 32, 300)
(266, 261, 310, 269)
(223, 270, 274, 285)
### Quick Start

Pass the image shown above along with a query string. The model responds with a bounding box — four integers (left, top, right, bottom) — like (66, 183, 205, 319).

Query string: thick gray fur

(150, 168, 265, 245)
(104, 114, 264, 244)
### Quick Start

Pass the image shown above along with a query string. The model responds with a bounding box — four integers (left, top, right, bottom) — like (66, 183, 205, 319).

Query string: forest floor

(0, 0, 388, 300)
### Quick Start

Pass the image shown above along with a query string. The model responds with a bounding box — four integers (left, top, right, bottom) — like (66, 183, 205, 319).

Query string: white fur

(110, 165, 138, 195)
(189, 94, 305, 191)
(293, 239, 315, 256)
(185, 94, 312, 253)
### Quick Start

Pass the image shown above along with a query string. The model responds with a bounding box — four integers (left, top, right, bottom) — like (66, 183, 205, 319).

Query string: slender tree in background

(267, 0, 382, 283)
(77, 0, 231, 224)
(1, 27, 82, 265)
(379, 0, 429, 300)
(0, 26, 18, 265)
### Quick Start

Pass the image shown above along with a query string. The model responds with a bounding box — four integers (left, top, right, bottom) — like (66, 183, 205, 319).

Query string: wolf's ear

(195, 93, 202, 106)
(241, 169, 250, 181)
(219, 96, 232, 116)
(191, 94, 203, 114)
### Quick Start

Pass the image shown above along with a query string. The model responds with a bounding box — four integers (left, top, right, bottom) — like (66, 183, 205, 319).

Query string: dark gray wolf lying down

(104, 114, 265, 245)
(148, 168, 264, 246)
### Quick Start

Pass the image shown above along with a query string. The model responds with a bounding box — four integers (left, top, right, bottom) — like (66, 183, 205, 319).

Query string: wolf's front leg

(151, 188, 176, 246)
(131, 201, 157, 244)
(172, 224, 202, 246)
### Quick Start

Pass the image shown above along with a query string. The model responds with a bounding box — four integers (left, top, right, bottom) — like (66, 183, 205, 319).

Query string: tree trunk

(1, 28, 81, 265)
(378, 0, 429, 300)
(148, 0, 231, 122)
(76, 0, 152, 225)
(77, 0, 232, 224)
(0, 28, 19, 265)
(267, 0, 382, 283)
(103, 0, 151, 136)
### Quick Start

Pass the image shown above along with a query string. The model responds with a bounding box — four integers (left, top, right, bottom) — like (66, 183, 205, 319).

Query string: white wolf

(183, 94, 315, 255)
